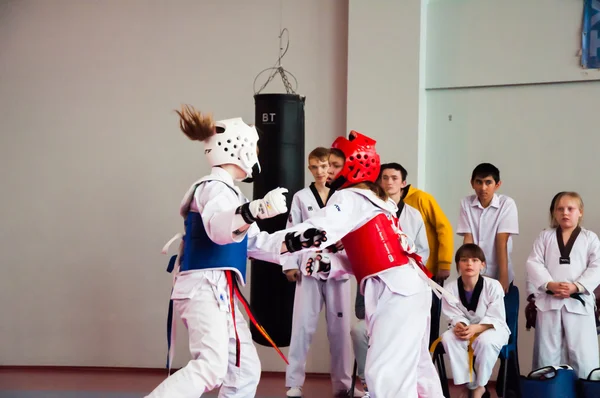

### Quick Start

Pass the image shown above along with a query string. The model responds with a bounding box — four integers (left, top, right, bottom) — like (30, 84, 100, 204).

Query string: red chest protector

(341, 213, 433, 288)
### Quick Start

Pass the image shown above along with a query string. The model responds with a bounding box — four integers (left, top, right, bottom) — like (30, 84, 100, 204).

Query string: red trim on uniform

(225, 271, 289, 367)
(225, 271, 242, 367)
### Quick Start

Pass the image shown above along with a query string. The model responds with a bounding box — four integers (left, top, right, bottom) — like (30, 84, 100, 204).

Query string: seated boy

(441, 244, 510, 398)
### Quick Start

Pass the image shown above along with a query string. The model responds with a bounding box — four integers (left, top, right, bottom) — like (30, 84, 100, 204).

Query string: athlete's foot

(457, 385, 470, 398)
(333, 388, 365, 398)
(472, 385, 487, 398)
(286, 386, 303, 397)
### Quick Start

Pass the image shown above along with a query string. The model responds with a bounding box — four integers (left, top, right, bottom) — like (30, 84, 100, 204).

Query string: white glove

(236, 187, 288, 224)
(250, 187, 288, 220)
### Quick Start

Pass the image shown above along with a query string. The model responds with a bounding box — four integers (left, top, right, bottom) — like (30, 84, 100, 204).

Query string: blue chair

(497, 284, 521, 397)
(431, 284, 521, 398)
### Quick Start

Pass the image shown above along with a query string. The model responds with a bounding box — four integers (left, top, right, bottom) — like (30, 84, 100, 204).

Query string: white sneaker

(287, 386, 303, 397)
(353, 387, 367, 397)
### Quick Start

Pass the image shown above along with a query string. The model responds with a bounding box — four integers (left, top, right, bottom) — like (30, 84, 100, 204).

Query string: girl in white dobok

(267, 130, 446, 398)
(440, 244, 510, 398)
(146, 106, 323, 398)
(526, 191, 600, 379)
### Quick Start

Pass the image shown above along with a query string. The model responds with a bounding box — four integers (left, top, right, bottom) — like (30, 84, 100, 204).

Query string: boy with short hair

(381, 163, 453, 282)
(457, 163, 520, 398)
(379, 163, 430, 261)
(379, 162, 453, 349)
(457, 163, 519, 293)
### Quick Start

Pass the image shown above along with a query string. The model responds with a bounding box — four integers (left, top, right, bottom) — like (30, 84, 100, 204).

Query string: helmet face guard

(204, 118, 261, 181)
(241, 163, 261, 183)
(329, 130, 381, 190)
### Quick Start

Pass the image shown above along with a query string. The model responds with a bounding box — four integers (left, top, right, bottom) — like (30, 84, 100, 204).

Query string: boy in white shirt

(457, 163, 519, 293)
(456, 163, 519, 396)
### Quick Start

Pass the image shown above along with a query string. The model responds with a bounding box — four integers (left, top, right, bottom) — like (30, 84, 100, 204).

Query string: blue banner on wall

(582, 0, 600, 68)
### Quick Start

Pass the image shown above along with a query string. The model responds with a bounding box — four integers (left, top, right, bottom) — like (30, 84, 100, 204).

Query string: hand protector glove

(236, 187, 288, 224)
(285, 228, 327, 253)
(326, 241, 345, 253)
(525, 294, 537, 331)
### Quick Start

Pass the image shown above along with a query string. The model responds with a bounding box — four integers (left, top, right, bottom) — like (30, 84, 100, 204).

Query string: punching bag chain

(253, 28, 298, 95)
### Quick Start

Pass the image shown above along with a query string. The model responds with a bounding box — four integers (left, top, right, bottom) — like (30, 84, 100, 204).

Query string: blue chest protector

(179, 211, 248, 283)
(164, 180, 250, 370)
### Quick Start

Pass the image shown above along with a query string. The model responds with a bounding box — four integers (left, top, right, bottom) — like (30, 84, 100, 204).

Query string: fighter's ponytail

(175, 104, 215, 142)
(352, 181, 388, 201)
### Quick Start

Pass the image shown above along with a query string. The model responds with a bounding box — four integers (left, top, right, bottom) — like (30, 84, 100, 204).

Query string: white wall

(347, 0, 423, 182)
(0, 0, 348, 372)
(426, 0, 600, 89)
(3, 0, 598, 382)
(425, 0, 600, 376)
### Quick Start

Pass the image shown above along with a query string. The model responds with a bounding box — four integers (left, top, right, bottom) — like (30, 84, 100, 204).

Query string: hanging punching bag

(250, 93, 305, 347)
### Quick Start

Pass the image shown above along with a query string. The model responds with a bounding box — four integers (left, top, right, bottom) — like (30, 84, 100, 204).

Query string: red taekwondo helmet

(330, 130, 381, 190)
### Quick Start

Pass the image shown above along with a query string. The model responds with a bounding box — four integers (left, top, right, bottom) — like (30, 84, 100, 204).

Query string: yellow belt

(430, 333, 480, 383)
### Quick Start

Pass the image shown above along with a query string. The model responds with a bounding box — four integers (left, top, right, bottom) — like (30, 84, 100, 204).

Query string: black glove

(284, 228, 327, 253)
(326, 245, 338, 253)
(325, 241, 344, 253)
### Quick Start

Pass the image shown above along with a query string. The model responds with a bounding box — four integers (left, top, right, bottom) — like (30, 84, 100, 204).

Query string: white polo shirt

(457, 194, 519, 282)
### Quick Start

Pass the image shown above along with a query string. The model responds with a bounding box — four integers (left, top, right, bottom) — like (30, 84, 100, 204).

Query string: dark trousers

(429, 285, 443, 347)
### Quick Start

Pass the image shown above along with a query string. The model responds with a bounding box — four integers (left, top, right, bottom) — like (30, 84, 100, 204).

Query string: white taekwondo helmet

(204, 117, 261, 181)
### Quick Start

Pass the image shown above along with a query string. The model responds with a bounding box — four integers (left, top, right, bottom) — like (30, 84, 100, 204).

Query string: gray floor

(0, 393, 144, 398)
(0, 392, 281, 398)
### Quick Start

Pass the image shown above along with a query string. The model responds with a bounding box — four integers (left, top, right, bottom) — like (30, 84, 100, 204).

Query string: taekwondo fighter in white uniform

(263, 131, 449, 398)
(526, 191, 600, 379)
(283, 147, 357, 398)
(440, 244, 510, 398)
(350, 168, 429, 394)
(146, 106, 324, 398)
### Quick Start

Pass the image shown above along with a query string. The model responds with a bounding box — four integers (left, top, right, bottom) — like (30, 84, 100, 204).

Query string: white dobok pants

(146, 272, 260, 398)
(534, 306, 599, 379)
(441, 327, 509, 388)
(363, 266, 444, 398)
(285, 276, 352, 392)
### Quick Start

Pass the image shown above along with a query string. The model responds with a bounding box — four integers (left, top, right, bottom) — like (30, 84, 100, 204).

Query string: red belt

(225, 271, 289, 367)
